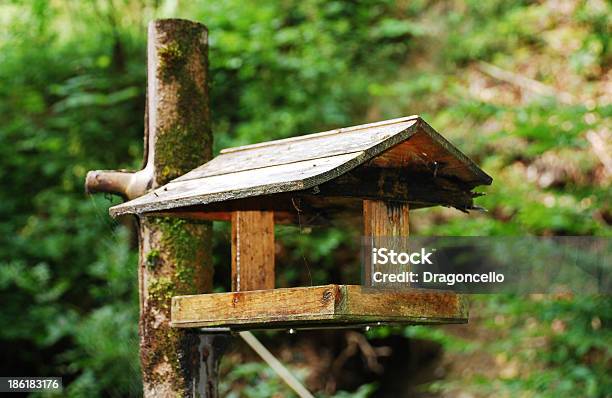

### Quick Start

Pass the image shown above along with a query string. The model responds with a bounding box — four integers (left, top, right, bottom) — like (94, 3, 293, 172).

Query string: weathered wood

(363, 200, 410, 288)
(175, 116, 419, 182)
(171, 285, 467, 329)
(146, 194, 363, 227)
(86, 19, 221, 398)
(85, 169, 151, 199)
(109, 117, 492, 217)
(221, 115, 419, 153)
(317, 167, 479, 210)
(145, 171, 480, 228)
(369, 139, 475, 176)
(231, 211, 275, 291)
(110, 151, 365, 216)
(110, 158, 482, 218)
(363, 200, 409, 237)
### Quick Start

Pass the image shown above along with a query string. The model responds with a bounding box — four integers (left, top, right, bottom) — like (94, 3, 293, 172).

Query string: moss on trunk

(137, 19, 217, 398)
(152, 19, 211, 184)
(85, 18, 219, 397)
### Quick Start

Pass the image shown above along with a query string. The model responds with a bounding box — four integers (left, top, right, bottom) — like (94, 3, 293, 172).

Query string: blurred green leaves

(0, 0, 610, 396)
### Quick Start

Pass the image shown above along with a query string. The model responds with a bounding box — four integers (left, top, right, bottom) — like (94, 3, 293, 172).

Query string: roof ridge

(220, 115, 420, 154)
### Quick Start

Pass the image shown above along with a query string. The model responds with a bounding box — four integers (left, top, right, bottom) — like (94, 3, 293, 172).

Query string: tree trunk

(86, 18, 225, 397)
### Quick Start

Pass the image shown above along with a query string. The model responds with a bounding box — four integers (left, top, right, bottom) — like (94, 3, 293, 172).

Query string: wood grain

(318, 167, 478, 210)
(110, 117, 492, 217)
(175, 117, 419, 182)
(171, 284, 467, 329)
(146, 167, 482, 228)
(231, 211, 275, 291)
(110, 151, 367, 216)
(363, 200, 410, 237)
(363, 200, 410, 288)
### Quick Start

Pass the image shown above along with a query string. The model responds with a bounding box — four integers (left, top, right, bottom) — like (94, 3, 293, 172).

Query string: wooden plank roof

(110, 115, 492, 217)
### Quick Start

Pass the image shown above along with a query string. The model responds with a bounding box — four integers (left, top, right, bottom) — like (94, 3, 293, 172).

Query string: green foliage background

(0, 0, 609, 397)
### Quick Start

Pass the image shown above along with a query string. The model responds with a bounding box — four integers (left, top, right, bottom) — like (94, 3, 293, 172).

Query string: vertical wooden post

(86, 19, 223, 397)
(363, 200, 410, 237)
(231, 211, 275, 291)
(363, 200, 410, 287)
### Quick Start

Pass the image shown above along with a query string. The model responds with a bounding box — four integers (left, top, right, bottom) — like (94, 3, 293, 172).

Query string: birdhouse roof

(110, 115, 492, 217)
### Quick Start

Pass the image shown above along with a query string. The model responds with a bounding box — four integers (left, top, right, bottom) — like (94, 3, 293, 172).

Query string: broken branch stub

(85, 17, 212, 198)
(85, 169, 152, 199)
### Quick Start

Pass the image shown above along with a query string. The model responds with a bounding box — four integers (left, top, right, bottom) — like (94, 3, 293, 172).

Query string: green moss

(148, 276, 175, 306)
(153, 25, 211, 184)
(140, 309, 185, 390)
(149, 217, 211, 293)
(141, 217, 212, 390)
(158, 41, 184, 80)
(155, 121, 209, 182)
(146, 249, 161, 269)
(140, 21, 213, 395)
(141, 319, 201, 394)
(146, 216, 210, 302)
(154, 73, 210, 182)
(156, 21, 204, 82)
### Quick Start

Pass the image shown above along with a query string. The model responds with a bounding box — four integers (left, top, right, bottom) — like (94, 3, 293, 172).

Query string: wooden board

(144, 168, 481, 228)
(318, 167, 478, 210)
(232, 211, 275, 291)
(176, 116, 420, 182)
(363, 200, 410, 289)
(110, 151, 366, 216)
(171, 285, 467, 329)
(110, 116, 492, 217)
(363, 200, 410, 237)
(146, 194, 366, 227)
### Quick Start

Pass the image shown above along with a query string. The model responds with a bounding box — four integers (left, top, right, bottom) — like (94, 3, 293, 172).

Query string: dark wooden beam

(144, 165, 482, 227)
(317, 167, 479, 210)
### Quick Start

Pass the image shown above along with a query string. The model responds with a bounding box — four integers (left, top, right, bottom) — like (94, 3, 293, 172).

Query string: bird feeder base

(171, 284, 467, 331)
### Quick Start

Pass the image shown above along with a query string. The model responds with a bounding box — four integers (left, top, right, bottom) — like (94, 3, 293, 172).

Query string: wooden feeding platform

(110, 115, 491, 330)
(171, 285, 468, 330)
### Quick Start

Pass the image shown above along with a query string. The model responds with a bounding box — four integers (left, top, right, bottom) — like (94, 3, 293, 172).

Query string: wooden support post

(86, 19, 224, 397)
(363, 200, 410, 237)
(363, 200, 410, 287)
(231, 211, 275, 291)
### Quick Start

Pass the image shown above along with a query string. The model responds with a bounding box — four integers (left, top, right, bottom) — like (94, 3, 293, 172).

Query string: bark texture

(85, 18, 222, 398)
(139, 19, 215, 398)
